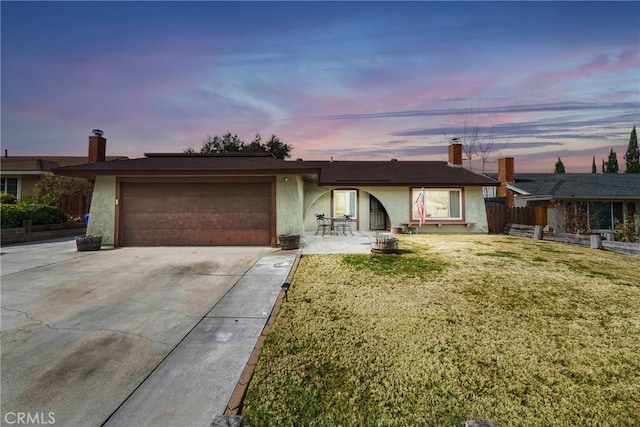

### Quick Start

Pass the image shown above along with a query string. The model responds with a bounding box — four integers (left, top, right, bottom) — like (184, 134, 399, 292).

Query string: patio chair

(315, 214, 331, 236)
(342, 214, 354, 235)
(335, 215, 354, 235)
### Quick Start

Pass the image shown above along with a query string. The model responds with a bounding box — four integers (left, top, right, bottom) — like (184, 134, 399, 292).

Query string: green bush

(1, 204, 68, 228)
(0, 192, 17, 204)
(19, 194, 38, 205)
(1, 204, 28, 228)
(23, 205, 68, 226)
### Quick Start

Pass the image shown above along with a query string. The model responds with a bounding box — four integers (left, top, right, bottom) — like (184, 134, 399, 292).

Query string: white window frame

(1, 177, 20, 198)
(333, 189, 358, 219)
(412, 188, 463, 221)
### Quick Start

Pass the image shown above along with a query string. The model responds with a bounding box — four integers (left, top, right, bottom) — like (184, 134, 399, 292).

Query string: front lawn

(243, 235, 640, 426)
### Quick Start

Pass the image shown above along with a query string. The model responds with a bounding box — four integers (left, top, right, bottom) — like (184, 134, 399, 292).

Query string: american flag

(415, 190, 425, 225)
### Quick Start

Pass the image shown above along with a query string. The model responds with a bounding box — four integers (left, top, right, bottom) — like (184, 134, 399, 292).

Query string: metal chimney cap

(92, 129, 104, 137)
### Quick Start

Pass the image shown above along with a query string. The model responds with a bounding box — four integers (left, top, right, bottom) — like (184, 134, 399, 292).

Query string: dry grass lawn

(243, 235, 640, 426)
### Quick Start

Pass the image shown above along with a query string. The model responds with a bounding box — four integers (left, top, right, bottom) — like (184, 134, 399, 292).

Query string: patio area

(300, 231, 378, 254)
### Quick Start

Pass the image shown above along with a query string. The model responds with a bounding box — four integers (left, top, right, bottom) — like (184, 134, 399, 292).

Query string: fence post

(590, 234, 603, 249)
(22, 220, 33, 242)
(533, 225, 543, 240)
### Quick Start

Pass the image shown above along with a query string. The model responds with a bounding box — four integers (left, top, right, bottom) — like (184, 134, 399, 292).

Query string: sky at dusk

(2, 1, 639, 173)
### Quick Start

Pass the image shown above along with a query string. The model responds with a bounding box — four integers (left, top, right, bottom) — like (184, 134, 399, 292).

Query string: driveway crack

(0, 306, 174, 347)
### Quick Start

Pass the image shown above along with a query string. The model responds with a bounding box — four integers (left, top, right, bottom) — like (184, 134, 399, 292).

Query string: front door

(369, 196, 387, 230)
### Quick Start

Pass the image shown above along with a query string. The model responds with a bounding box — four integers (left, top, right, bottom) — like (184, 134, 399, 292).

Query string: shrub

(0, 204, 68, 228)
(614, 216, 639, 243)
(1, 204, 28, 228)
(19, 194, 38, 205)
(23, 204, 68, 225)
(0, 192, 17, 204)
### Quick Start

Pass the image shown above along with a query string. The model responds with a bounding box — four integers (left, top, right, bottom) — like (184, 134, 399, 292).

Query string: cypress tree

(624, 126, 640, 173)
(591, 156, 597, 173)
(554, 157, 566, 173)
(605, 149, 619, 173)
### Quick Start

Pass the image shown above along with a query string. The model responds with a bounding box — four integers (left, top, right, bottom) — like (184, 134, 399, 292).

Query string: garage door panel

(120, 181, 272, 246)
(123, 229, 271, 246)
(122, 196, 271, 215)
(123, 182, 270, 198)
(123, 213, 271, 230)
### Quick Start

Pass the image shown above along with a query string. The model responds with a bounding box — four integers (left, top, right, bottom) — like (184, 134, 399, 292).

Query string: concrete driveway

(1, 238, 296, 426)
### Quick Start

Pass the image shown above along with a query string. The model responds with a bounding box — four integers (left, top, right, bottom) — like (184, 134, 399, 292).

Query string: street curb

(224, 252, 302, 417)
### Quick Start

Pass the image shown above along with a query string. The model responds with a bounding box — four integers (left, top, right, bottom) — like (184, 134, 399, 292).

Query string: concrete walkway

(301, 231, 374, 255)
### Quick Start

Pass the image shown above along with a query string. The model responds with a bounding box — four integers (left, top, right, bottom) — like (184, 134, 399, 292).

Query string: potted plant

(76, 235, 102, 251)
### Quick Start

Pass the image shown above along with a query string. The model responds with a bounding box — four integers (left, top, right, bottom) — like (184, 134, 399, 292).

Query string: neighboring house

(489, 158, 640, 233)
(0, 130, 126, 201)
(54, 142, 498, 247)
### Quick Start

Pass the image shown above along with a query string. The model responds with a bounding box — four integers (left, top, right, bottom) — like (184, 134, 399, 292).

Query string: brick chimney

(448, 142, 462, 166)
(88, 129, 106, 163)
(498, 157, 515, 206)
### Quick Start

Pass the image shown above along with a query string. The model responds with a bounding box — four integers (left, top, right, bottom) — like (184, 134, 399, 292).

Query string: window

(1, 177, 18, 197)
(333, 190, 357, 218)
(412, 188, 462, 220)
(587, 201, 623, 230)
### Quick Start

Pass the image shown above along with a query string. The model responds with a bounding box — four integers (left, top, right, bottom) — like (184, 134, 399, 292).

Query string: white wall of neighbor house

(276, 175, 305, 240)
(302, 185, 489, 233)
(87, 175, 116, 245)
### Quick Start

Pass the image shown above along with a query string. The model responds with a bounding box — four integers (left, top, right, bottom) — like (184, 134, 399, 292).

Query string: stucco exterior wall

(20, 176, 39, 199)
(276, 175, 305, 241)
(87, 176, 116, 245)
(303, 185, 489, 233)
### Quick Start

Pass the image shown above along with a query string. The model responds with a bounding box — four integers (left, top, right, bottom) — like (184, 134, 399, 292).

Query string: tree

(605, 149, 619, 174)
(591, 156, 597, 173)
(554, 157, 566, 173)
(446, 108, 501, 173)
(31, 173, 91, 206)
(185, 132, 292, 159)
(624, 126, 640, 173)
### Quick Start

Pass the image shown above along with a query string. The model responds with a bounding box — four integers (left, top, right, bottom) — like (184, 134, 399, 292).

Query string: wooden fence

(59, 191, 89, 220)
(503, 223, 640, 256)
(485, 202, 547, 234)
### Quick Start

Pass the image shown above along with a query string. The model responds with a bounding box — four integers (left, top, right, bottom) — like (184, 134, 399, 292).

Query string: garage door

(120, 181, 272, 246)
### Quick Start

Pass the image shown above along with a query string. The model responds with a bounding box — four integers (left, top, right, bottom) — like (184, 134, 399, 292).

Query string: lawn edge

(224, 252, 302, 416)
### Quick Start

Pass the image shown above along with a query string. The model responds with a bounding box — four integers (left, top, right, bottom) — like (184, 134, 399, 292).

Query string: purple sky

(2, 1, 639, 173)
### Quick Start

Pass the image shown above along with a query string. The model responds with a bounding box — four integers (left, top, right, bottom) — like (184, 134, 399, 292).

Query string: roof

(1, 156, 126, 173)
(506, 173, 640, 200)
(305, 160, 497, 186)
(53, 153, 498, 187)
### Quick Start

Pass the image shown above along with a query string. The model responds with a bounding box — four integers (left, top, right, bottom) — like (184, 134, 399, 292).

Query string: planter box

(76, 235, 102, 251)
(371, 234, 398, 254)
(1, 221, 86, 245)
(279, 234, 300, 250)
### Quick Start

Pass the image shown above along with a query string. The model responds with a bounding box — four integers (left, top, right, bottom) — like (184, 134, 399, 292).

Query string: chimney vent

(92, 129, 104, 137)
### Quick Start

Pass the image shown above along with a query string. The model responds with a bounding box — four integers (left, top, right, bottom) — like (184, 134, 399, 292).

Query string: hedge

(1, 204, 68, 229)
(0, 192, 17, 204)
